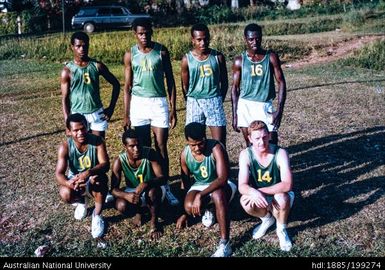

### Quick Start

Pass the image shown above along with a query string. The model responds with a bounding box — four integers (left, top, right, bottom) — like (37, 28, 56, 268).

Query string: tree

(7, 0, 34, 34)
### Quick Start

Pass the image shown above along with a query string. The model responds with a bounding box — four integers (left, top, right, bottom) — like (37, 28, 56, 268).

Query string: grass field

(0, 30, 384, 258)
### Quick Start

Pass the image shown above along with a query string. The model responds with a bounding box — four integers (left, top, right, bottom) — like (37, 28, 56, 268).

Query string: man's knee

(147, 187, 161, 203)
(115, 198, 128, 213)
(59, 185, 72, 203)
(273, 193, 291, 210)
(240, 195, 256, 213)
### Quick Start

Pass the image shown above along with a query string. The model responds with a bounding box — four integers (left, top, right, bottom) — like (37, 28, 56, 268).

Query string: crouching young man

(238, 120, 294, 251)
(176, 122, 237, 257)
(55, 113, 109, 238)
(111, 129, 166, 240)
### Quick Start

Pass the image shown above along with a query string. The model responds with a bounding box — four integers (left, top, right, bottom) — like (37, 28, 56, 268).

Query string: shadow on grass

(288, 126, 385, 238)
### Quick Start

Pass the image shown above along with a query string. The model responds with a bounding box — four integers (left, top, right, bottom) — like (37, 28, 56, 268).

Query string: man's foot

(202, 209, 215, 228)
(277, 228, 292, 251)
(74, 203, 87, 220)
(176, 214, 188, 229)
(91, 212, 105, 238)
(164, 185, 179, 206)
(211, 239, 232, 257)
(150, 225, 163, 240)
(132, 213, 142, 227)
(252, 214, 275, 239)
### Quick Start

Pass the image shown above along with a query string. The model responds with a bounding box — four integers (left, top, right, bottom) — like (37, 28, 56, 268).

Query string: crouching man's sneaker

(91, 212, 105, 238)
(202, 209, 215, 228)
(164, 185, 179, 206)
(211, 239, 232, 257)
(74, 203, 87, 220)
(276, 227, 292, 251)
(252, 213, 275, 239)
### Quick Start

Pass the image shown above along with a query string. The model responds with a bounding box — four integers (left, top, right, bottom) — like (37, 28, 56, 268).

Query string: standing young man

(238, 120, 294, 251)
(55, 113, 109, 239)
(111, 129, 166, 240)
(61, 31, 120, 139)
(181, 23, 228, 147)
(176, 122, 237, 257)
(123, 18, 178, 206)
(231, 23, 287, 146)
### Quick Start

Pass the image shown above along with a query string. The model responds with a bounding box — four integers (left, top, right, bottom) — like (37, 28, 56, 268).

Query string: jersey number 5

(83, 72, 91, 84)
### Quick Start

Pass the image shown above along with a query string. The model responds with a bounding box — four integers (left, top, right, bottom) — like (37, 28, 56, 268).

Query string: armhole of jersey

(215, 52, 220, 77)
(186, 52, 190, 66)
(274, 146, 282, 170)
(156, 43, 162, 62)
(130, 46, 134, 66)
(246, 147, 254, 172)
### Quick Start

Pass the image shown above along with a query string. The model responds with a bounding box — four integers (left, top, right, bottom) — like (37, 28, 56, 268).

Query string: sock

(276, 222, 287, 231)
(260, 212, 271, 222)
(219, 239, 229, 245)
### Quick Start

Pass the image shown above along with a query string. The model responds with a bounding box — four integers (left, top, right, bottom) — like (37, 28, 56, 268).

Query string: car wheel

(83, 22, 95, 33)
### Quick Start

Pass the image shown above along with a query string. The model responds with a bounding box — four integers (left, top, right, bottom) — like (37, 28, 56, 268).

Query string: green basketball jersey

(66, 59, 103, 114)
(186, 49, 221, 99)
(131, 42, 167, 98)
(247, 145, 281, 188)
(119, 147, 155, 188)
(184, 139, 218, 186)
(67, 134, 99, 175)
(240, 51, 276, 102)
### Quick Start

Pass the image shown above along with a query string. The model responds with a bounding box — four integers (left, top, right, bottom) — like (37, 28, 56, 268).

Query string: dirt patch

(284, 35, 383, 69)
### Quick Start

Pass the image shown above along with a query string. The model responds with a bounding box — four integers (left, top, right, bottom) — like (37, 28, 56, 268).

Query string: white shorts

(130, 95, 169, 128)
(124, 186, 166, 207)
(80, 107, 108, 132)
(188, 180, 237, 204)
(237, 98, 275, 132)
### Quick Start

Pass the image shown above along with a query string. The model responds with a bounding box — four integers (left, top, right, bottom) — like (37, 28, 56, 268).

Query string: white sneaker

(277, 228, 292, 251)
(165, 186, 179, 206)
(105, 192, 114, 203)
(211, 240, 232, 257)
(252, 214, 275, 239)
(74, 203, 87, 220)
(91, 213, 105, 238)
(202, 209, 215, 228)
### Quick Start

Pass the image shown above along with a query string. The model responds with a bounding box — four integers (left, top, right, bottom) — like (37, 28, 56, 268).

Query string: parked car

(71, 5, 151, 33)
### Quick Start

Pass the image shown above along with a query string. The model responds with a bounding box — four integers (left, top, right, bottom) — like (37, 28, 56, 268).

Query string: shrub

(340, 39, 385, 71)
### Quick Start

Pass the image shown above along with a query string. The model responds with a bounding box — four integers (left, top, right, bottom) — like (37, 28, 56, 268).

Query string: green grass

(1, 11, 384, 64)
(0, 27, 385, 257)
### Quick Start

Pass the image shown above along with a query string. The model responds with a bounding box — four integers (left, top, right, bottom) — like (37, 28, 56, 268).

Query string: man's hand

(101, 107, 113, 121)
(250, 189, 269, 209)
(135, 182, 148, 196)
(232, 115, 240, 132)
(169, 111, 177, 129)
(126, 192, 140, 205)
(123, 117, 131, 131)
(272, 110, 283, 131)
(191, 193, 202, 217)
